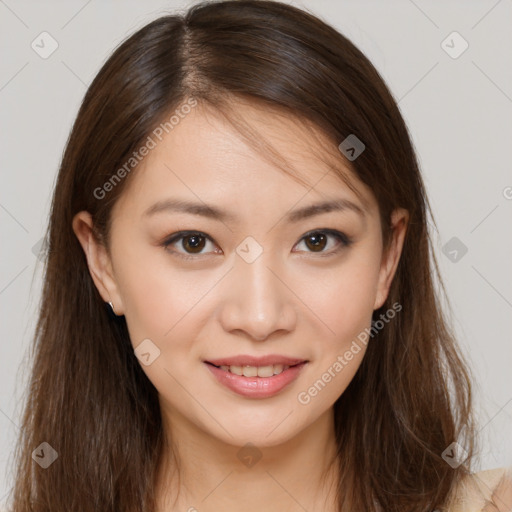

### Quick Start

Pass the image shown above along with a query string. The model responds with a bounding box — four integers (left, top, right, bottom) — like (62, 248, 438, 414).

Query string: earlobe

(72, 211, 124, 314)
(373, 208, 409, 310)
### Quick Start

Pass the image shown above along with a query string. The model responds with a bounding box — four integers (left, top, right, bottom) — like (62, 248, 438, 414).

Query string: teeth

(257, 365, 273, 377)
(217, 363, 293, 376)
(242, 365, 258, 377)
(229, 365, 243, 375)
(273, 364, 284, 375)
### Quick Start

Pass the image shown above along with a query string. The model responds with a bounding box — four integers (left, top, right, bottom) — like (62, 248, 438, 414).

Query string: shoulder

(445, 466, 512, 512)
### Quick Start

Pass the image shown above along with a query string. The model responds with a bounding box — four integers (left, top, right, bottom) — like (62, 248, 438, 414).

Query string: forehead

(114, 99, 377, 220)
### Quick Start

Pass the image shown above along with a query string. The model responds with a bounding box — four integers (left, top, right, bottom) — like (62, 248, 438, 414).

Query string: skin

(73, 99, 408, 511)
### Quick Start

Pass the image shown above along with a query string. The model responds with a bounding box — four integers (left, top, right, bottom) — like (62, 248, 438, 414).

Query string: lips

(203, 354, 309, 398)
(204, 360, 308, 398)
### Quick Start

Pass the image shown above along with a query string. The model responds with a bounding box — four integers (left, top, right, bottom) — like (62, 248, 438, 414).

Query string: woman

(6, 1, 511, 511)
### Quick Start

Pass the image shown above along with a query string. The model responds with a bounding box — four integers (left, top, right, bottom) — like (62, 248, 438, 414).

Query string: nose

(218, 252, 297, 341)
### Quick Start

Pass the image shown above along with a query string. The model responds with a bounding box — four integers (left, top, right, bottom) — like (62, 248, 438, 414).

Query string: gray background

(1, 0, 511, 504)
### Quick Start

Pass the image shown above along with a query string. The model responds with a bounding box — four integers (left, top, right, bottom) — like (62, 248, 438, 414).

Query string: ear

(373, 208, 409, 310)
(72, 211, 125, 315)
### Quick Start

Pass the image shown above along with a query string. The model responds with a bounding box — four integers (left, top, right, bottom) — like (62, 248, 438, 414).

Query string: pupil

(306, 233, 326, 252)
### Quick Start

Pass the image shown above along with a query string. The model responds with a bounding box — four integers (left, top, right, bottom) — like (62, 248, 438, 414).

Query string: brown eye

(294, 229, 352, 256)
(304, 233, 328, 252)
(162, 231, 219, 259)
(181, 234, 206, 253)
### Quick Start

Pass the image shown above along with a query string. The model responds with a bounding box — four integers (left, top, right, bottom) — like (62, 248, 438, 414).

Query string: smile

(208, 362, 294, 377)
(204, 361, 308, 398)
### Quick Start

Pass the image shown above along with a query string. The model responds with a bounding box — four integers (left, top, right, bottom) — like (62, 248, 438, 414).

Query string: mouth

(204, 360, 305, 377)
(203, 357, 309, 399)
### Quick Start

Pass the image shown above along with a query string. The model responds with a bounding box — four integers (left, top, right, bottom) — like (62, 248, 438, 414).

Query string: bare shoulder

(445, 466, 512, 512)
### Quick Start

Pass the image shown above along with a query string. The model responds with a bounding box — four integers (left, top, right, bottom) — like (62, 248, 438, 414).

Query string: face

(74, 99, 407, 448)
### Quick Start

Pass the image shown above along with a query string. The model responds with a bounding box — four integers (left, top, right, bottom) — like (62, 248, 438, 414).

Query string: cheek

(292, 250, 381, 407)
(113, 242, 219, 353)
(297, 246, 382, 343)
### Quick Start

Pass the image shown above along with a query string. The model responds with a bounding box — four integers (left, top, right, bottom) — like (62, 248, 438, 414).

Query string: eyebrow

(143, 197, 366, 223)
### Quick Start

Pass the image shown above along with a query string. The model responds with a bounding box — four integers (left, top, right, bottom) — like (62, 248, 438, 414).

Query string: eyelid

(162, 230, 220, 260)
(161, 229, 353, 260)
(298, 228, 352, 248)
(292, 229, 353, 257)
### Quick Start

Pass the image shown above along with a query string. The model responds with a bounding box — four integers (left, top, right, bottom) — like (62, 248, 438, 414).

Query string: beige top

(445, 467, 512, 511)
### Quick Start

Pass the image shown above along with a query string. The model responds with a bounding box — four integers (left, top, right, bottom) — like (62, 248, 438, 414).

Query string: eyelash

(161, 229, 353, 261)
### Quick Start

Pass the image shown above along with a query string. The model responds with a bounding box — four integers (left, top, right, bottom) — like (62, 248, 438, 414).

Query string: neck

(154, 407, 341, 512)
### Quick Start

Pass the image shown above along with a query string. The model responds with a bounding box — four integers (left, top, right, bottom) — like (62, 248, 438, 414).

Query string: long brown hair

(8, 1, 477, 510)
